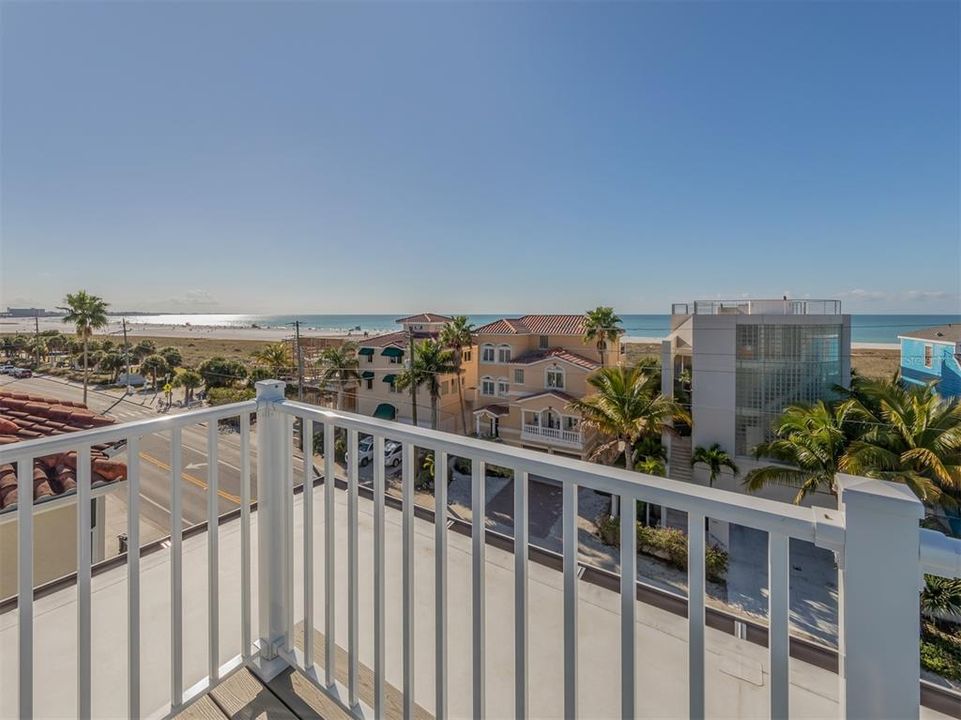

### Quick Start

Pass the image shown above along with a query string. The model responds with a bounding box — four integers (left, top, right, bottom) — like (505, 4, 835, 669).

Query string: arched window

(481, 375, 495, 396)
(546, 364, 565, 390)
(497, 344, 512, 363)
(481, 344, 495, 363)
(496, 377, 509, 397)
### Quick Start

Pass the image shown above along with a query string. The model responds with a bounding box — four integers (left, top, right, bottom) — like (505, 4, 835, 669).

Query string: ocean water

(119, 313, 961, 344)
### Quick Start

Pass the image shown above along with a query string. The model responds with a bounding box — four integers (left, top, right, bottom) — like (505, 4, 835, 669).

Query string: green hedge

(597, 515, 729, 582)
(207, 387, 256, 406)
(922, 622, 961, 681)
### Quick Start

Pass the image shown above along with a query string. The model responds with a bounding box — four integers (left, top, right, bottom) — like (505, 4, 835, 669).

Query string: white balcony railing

(2, 380, 960, 719)
(521, 424, 583, 447)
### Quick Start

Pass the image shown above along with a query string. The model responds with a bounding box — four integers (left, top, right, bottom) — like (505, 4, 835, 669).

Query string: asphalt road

(0, 375, 305, 529)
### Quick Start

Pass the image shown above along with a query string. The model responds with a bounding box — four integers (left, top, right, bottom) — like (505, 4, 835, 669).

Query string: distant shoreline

(0, 317, 901, 350)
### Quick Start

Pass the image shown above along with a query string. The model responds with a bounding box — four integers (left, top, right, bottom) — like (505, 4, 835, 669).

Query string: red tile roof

(473, 404, 510, 417)
(514, 390, 580, 404)
(0, 391, 126, 510)
(511, 347, 600, 371)
(475, 314, 588, 336)
(395, 313, 452, 324)
(359, 330, 438, 349)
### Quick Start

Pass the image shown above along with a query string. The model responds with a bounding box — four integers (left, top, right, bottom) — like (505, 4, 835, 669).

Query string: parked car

(0, 364, 15, 375)
(347, 437, 402, 468)
(11, 368, 32, 379)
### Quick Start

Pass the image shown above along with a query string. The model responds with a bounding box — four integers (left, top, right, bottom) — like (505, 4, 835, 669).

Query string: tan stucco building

(352, 314, 475, 433)
(471, 314, 618, 459)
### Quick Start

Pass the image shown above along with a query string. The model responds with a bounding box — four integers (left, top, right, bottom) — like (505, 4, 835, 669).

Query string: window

(546, 365, 565, 390)
(366, 379, 373, 390)
(497, 344, 512, 363)
(441, 380, 450, 396)
(924, 344, 933, 368)
(367, 354, 373, 363)
(481, 344, 495, 363)
(481, 376, 495, 396)
(497, 378, 509, 397)
(513, 369, 525, 384)
(462, 349, 472, 362)
(389, 355, 401, 365)
(539, 335, 549, 349)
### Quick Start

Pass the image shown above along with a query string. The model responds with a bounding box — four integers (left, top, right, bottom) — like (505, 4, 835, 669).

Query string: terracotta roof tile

(511, 347, 600, 371)
(475, 314, 588, 336)
(395, 313, 452, 324)
(0, 391, 126, 510)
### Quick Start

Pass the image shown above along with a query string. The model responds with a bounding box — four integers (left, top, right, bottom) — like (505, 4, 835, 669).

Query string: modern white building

(661, 299, 851, 505)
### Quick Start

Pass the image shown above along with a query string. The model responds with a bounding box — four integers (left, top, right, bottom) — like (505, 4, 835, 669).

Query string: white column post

(252, 380, 291, 679)
(837, 474, 923, 719)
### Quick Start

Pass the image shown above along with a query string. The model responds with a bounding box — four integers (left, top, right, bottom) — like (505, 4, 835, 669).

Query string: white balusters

(563, 481, 578, 718)
(768, 532, 790, 719)
(688, 511, 706, 720)
(402, 442, 415, 719)
(207, 421, 220, 681)
(240, 413, 252, 658)
(373, 435, 386, 716)
(170, 426, 184, 705)
(514, 470, 529, 719)
(435, 450, 449, 720)
(17, 453, 34, 718)
(347, 428, 360, 708)
(323, 421, 335, 686)
(621, 493, 637, 719)
(471, 459, 486, 718)
(127, 436, 141, 719)
(303, 419, 315, 668)
(77, 445, 92, 718)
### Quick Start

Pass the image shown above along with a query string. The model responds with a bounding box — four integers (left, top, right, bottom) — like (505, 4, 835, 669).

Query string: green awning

(373, 403, 397, 420)
(358, 347, 374, 356)
(382, 374, 397, 384)
(361, 371, 375, 380)
(381, 347, 404, 358)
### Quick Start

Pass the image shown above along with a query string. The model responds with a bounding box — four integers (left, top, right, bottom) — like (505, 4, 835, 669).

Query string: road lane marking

(139, 451, 241, 504)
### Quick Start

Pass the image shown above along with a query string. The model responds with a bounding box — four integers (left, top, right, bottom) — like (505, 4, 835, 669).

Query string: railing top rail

(275, 398, 845, 549)
(0, 400, 257, 463)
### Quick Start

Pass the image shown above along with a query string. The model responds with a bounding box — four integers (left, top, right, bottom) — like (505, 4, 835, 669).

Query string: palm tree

(743, 401, 854, 504)
(922, 575, 961, 618)
(583, 306, 624, 367)
(396, 339, 457, 430)
(174, 369, 204, 405)
(26, 335, 48, 365)
(253, 342, 291, 377)
(691, 443, 739, 487)
(133, 339, 156, 362)
(840, 381, 961, 507)
(316, 342, 361, 410)
(568, 364, 689, 515)
(60, 290, 109, 404)
(439, 316, 475, 434)
(140, 354, 170, 391)
(99, 351, 124, 382)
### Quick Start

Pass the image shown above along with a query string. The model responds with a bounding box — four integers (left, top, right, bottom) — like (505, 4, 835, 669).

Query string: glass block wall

(734, 324, 842, 454)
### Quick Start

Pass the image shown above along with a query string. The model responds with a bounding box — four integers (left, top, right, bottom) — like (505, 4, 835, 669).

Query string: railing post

(253, 380, 291, 678)
(836, 474, 923, 719)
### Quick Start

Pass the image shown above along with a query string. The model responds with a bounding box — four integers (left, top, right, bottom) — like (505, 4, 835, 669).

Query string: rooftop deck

(2, 380, 960, 719)
(671, 299, 843, 316)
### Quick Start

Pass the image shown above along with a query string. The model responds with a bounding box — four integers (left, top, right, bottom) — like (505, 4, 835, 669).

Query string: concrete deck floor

(1, 484, 951, 719)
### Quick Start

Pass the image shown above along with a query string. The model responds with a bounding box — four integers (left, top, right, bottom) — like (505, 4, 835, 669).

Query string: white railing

(681, 299, 843, 316)
(521, 424, 583, 447)
(2, 379, 961, 719)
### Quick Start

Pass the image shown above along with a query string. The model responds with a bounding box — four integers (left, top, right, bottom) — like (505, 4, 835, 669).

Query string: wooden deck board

(173, 695, 230, 720)
(209, 667, 298, 719)
(265, 668, 352, 720)
(293, 621, 433, 720)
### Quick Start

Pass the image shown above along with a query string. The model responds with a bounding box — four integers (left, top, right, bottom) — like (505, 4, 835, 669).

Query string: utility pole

(291, 320, 304, 401)
(33, 313, 41, 366)
(122, 318, 132, 395)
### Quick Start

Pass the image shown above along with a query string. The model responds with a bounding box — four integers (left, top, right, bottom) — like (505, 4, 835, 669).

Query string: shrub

(596, 515, 728, 582)
(198, 356, 249, 389)
(921, 623, 961, 681)
(207, 387, 255, 406)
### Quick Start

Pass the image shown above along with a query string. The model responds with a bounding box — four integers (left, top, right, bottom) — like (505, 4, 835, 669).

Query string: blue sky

(2, 0, 958, 314)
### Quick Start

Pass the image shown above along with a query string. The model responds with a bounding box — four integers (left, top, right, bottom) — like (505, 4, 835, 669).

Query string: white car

(348, 437, 402, 468)
(0, 365, 15, 375)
